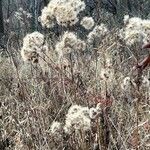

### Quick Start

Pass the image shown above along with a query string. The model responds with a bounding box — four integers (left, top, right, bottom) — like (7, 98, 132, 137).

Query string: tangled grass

(0, 1, 150, 150)
(0, 29, 149, 150)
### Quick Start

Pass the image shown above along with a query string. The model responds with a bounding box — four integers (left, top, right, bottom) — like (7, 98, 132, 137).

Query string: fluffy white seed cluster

(120, 15, 150, 46)
(100, 57, 114, 81)
(55, 31, 86, 58)
(87, 24, 108, 45)
(80, 17, 95, 30)
(21, 31, 45, 63)
(64, 104, 101, 134)
(64, 105, 90, 133)
(14, 7, 32, 21)
(50, 121, 62, 140)
(121, 77, 131, 90)
(100, 68, 114, 81)
(123, 15, 130, 24)
(142, 76, 150, 88)
(38, 6, 55, 28)
(39, 0, 85, 27)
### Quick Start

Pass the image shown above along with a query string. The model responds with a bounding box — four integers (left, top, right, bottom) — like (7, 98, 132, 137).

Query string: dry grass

(0, 28, 149, 150)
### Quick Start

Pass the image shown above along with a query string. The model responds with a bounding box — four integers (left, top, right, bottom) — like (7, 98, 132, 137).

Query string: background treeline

(0, 0, 150, 49)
